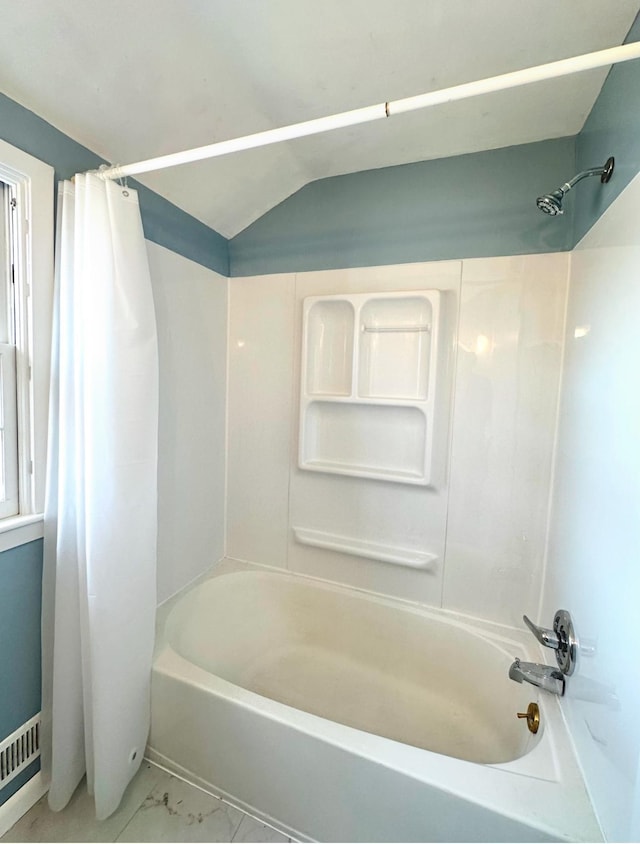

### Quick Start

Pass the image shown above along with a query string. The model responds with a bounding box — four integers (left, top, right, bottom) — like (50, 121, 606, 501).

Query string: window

(0, 182, 19, 517)
(0, 140, 54, 538)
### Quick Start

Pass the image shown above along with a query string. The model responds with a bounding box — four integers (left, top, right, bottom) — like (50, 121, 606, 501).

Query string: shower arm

(560, 162, 613, 194)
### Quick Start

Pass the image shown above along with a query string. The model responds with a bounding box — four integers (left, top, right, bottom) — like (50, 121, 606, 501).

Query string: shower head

(536, 156, 614, 216)
(537, 189, 566, 216)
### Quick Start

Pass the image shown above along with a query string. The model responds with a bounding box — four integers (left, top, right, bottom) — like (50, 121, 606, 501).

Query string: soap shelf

(299, 290, 442, 486)
(293, 526, 438, 570)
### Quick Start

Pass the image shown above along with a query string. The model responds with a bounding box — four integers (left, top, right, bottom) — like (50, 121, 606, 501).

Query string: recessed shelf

(300, 290, 442, 487)
(359, 296, 433, 400)
(305, 299, 354, 396)
(302, 401, 428, 484)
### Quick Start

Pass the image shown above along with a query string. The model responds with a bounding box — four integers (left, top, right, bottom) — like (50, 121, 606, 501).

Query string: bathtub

(148, 564, 600, 842)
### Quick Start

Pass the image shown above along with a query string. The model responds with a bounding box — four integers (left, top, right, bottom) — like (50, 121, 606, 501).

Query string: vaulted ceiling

(2, 1, 639, 237)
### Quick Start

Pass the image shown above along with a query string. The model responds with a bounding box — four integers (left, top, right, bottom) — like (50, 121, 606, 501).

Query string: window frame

(0, 139, 54, 547)
(0, 185, 19, 518)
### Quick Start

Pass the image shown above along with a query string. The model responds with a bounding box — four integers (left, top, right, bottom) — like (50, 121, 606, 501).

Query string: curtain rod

(95, 42, 640, 181)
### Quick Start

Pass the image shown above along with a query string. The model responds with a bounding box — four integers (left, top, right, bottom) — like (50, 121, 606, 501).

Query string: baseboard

(0, 772, 48, 837)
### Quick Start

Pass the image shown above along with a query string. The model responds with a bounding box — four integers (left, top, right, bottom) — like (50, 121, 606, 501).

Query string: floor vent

(0, 713, 41, 789)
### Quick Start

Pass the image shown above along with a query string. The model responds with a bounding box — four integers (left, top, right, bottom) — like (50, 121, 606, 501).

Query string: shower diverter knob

(522, 609, 577, 676)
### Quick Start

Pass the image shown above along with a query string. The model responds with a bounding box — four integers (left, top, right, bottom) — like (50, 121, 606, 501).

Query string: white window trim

(0, 139, 54, 546)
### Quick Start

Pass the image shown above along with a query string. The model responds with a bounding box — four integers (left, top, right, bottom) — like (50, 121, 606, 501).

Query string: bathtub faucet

(509, 609, 578, 696)
(509, 658, 565, 696)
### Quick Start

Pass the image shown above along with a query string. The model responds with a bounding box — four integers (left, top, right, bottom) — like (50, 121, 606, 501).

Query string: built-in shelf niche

(305, 300, 354, 396)
(359, 297, 432, 400)
(299, 290, 442, 486)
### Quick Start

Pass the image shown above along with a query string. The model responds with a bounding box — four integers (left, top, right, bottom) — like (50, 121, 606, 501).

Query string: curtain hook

(116, 170, 130, 197)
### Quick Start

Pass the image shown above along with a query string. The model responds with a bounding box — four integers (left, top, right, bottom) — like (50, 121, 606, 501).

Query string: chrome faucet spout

(509, 657, 565, 696)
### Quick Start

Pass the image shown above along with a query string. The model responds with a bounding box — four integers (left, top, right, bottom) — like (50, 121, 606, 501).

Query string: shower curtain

(41, 174, 158, 819)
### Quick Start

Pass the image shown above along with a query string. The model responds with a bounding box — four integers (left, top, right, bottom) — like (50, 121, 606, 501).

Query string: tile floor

(1, 763, 291, 843)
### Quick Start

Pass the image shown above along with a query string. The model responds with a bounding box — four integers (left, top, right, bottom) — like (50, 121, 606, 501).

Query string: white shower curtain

(41, 174, 158, 819)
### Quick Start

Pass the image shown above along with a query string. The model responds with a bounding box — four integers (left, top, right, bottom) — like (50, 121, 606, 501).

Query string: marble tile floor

(2, 763, 292, 843)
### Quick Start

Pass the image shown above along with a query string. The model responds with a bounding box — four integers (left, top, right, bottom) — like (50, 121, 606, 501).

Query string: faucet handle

(522, 610, 578, 676)
(523, 615, 560, 649)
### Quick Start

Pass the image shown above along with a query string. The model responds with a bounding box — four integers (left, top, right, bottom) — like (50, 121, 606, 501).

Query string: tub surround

(290, 261, 460, 609)
(148, 243, 228, 604)
(542, 171, 640, 841)
(227, 253, 568, 626)
(442, 254, 568, 623)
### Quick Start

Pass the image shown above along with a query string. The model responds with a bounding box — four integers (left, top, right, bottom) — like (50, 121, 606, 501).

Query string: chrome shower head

(536, 156, 614, 216)
(536, 189, 565, 216)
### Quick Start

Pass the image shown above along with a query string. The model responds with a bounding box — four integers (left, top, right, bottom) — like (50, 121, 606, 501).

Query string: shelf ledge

(362, 324, 431, 333)
(293, 526, 437, 570)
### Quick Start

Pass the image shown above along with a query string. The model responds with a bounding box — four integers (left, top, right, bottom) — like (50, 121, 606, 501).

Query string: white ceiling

(2, 1, 639, 237)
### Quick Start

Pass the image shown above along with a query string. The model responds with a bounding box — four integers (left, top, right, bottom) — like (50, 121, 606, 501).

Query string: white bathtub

(148, 564, 600, 842)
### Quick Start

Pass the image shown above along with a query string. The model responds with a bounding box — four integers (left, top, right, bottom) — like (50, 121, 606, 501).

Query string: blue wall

(0, 94, 229, 276)
(6, 23, 639, 284)
(229, 13, 640, 277)
(573, 13, 640, 244)
(0, 541, 43, 806)
(229, 137, 576, 276)
(4, 20, 639, 282)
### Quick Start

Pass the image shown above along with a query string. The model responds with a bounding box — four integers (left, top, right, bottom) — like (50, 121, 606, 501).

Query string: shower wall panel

(542, 173, 640, 842)
(442, 253, 569, 625)
(226, 273, 295, 569)
(288, 262, 460, 607)
(226, 254, 568, 623)
(149, 242, 228, 604)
